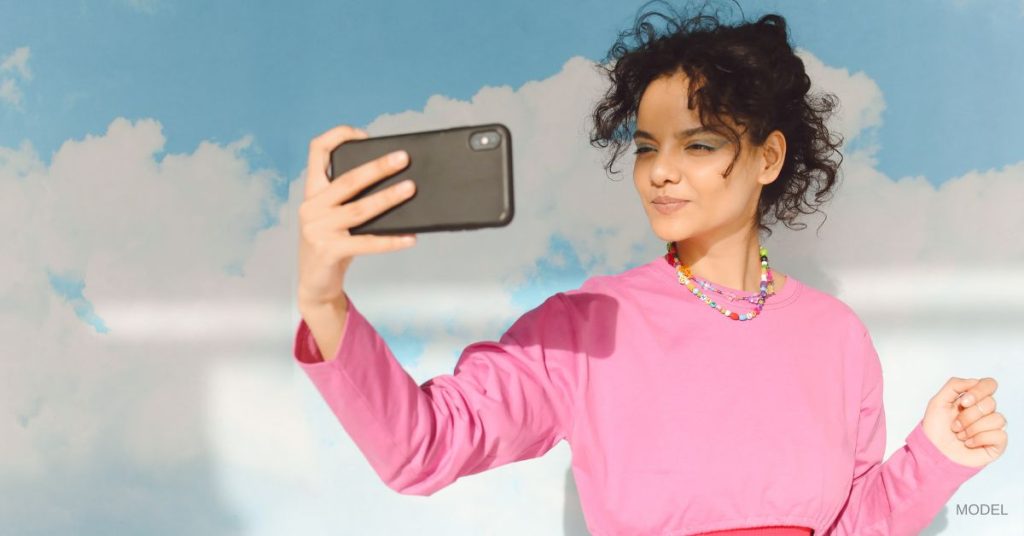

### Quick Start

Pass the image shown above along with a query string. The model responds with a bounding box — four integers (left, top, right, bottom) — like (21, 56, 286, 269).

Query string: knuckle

(348, 202, 365, 220)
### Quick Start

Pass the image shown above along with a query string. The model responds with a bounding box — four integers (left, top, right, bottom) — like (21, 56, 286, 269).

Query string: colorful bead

(665, 240, 776, 322)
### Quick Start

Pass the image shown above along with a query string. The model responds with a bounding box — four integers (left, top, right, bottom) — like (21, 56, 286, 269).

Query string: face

(632, 70, 785, 248)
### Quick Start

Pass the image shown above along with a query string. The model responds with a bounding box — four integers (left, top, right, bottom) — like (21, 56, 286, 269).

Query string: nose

(649, 151, 680, 186)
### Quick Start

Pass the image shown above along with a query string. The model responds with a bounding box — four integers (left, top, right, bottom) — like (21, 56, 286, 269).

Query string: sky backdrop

(2, 0, 1022, 534)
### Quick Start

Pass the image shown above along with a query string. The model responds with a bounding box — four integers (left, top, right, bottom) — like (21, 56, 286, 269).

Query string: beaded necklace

(694, 266, 777, 305)
(664, 240, 776, 321)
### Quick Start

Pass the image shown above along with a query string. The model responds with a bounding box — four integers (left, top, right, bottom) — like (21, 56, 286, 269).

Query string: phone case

(328, 123, 514, 235)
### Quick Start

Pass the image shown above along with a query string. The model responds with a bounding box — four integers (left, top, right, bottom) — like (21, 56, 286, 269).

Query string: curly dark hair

(589, 0, 844, 237)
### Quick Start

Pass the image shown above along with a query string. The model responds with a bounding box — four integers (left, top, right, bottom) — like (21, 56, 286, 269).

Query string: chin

(649, 218, 693, 243)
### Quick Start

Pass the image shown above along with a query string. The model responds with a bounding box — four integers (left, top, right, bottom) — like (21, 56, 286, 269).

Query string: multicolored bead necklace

(664, 240, 776, 321)
(695, 268, 777, 305)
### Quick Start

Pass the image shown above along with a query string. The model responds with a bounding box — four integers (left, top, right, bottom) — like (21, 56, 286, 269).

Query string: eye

(633, 146, 654, 155)
(689, 143, 715, 152)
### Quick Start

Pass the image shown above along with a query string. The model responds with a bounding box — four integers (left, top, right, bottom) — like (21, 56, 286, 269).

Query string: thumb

(933, 377, 981, 407)
(303, 125, 369, 200)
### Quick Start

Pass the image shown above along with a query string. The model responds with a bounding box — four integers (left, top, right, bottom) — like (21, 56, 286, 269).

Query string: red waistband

(691, 526, 813, 536)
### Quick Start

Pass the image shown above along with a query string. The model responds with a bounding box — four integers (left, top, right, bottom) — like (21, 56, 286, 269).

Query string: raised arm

(293, 291, 584, 495)
(824, 330, 984, 535)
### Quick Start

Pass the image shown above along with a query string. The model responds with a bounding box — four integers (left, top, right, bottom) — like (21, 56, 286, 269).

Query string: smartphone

(328, 123, 514, 235)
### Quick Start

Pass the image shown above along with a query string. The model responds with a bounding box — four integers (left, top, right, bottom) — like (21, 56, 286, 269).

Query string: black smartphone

(328, 123, 514, 235)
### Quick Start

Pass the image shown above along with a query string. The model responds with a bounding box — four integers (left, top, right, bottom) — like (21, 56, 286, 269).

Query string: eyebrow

(632, 127, 719, 141)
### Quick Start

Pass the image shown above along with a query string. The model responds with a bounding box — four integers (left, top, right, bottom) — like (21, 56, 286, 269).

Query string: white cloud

(0, 78, 22, 108)
(795, 47, 885, 158)
(0, 118, 286, 533)
(0, 46, 30, 109)
(0, 46, 30, 80)
(0, 50, 1020, 534)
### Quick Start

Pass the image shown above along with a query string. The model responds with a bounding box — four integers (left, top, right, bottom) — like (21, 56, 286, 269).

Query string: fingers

(957, 376, 999, 408)
(956, 409, 1006, 441)
(963, 428, 1008, 452)
(322, 231, 417, 259)
(934, 376, 981, 406)
(339, 175, 416, 229)
(303, 176, 415, 236)
(304, 125, 369, 200)
(952, 395, 997, 433)
(308, 176, 416, 233)
(312, 149, 410, 211)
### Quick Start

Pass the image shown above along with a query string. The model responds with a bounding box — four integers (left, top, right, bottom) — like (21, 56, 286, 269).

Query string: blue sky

(2, 0, 1021, 193)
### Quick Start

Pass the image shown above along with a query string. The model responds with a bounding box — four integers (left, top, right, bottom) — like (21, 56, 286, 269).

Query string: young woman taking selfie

(293, 2, 1006, 534)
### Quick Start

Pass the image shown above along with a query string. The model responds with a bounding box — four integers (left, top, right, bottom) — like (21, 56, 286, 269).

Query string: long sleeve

(824, 330, 984, 535)
(292, 291, 582, 496)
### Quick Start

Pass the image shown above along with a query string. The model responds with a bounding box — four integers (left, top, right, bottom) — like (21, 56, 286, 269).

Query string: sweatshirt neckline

(650, 253, 802, 309)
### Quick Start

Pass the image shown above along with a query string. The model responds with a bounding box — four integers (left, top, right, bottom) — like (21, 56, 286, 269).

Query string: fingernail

(960, 394, 974, 407)
(398, 179, 414, 192)
(389, 150, 408, 165)
(965, 438, 975, 447)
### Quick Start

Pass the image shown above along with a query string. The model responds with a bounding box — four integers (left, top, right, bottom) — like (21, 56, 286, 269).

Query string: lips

(652, 195, 689, 204)
(652, 199, 689, 214)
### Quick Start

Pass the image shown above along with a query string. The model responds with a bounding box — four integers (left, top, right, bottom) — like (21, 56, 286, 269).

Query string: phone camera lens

(469, 130, 502, 151)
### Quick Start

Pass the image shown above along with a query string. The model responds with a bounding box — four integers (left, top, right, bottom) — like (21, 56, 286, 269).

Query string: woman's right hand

(297, 124, 418, 309)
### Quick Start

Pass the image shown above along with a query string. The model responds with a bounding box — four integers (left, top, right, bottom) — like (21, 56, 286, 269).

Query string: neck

(673, 229, 765, 293)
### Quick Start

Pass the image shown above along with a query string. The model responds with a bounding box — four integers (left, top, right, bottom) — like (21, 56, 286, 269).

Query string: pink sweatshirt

(293, 254, 984, 535)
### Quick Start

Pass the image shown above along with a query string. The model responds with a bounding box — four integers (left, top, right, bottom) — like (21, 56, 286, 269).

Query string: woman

(293, 2, 1007, 534)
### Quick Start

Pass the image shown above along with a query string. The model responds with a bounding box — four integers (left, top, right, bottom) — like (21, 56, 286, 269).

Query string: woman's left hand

(921, 377, 1008, 468)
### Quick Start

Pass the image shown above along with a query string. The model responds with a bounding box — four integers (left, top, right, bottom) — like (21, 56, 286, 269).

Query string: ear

(757, 130, 786, 186)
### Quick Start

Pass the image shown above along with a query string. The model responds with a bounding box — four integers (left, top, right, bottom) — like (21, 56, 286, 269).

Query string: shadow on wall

(564, 467, 591, 535)
(921, 505, 952, 535)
